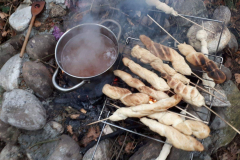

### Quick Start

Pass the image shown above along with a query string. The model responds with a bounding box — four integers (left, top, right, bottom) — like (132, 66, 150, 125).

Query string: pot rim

(55, 23, 119, 79)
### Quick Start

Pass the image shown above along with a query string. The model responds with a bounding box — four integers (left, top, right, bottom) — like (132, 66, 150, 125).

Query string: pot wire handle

(100, 19, 122, 41)
(52, 67, 86, 92)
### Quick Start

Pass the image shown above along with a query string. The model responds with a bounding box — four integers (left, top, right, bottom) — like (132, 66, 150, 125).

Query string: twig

(175, 106, 201, 121)
(3, 4, 13, 31)
(90, 0, 95, 11)
(147, 14, 180, 44)
(116, 132, 128, 160)
(28, 138, 60, 149)
(177, 14, 215, 34)
(204, 104, 240, 135)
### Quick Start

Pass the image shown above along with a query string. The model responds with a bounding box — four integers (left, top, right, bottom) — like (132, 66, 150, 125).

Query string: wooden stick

(147, 14, 180, 44)
(109, 103, 121, 109)
(19, 15, 36, 58)
(190, 81, 226, 104)
(175, 105, 201, 121)
(87, 118, 110, 126)
(177, 14, 215, 34)
(191, 72, 226, 97)
(204, 104, 240, 135)
(168, 111, 208, 124)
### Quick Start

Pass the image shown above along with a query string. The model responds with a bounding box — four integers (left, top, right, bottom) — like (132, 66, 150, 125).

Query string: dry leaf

(224, 57, 232, 68)
(2, 30, 10, 37)
(0, 12, 8, 19)
(72, 134, 78, 142)
(80, 108, 87, 114)
(81, 126, 100, 147)
(235, 73, 240, 84)
(70, 114, 80, 119)
(34, 20, 41, 27)
(67, 125, 73, 135)
(125, 142, 135, 153)
(235, 57, 240, 64)
(127, 18, 134, 26)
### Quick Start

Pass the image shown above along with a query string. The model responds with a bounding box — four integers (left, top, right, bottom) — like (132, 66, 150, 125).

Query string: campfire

(0, 0, 239, 160)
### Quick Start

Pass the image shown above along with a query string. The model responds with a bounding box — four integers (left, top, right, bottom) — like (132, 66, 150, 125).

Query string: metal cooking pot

(52, 19, 121, 92)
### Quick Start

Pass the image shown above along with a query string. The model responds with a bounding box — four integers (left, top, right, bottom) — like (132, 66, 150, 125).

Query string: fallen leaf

(34, 20, 41, 27)
(224, 57, 232, 68)
(125, 142, 135, 153)
(67, 125, 73, 135)
(2, 30, 10, 37)
(70, 114, 80, 119)
(235, 73, 240, 84)
(0, 12, 8, 19)
(80, 108, 87, 114)
(235, 57, 240, 64)
(81, 126, 100, 147)
(127, 18, 134, 26)
(72, 134, 78, 142)
(0, 19, 5, 30)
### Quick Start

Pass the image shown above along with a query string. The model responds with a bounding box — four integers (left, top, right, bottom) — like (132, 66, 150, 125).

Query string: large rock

(227, 32, 238, 53)
(213, 5, 231, 25)
(48, 134, 82, 160)
(9, 6, 32, 32)
(23, 61, 53, 98)
(0, 89, 46, 130)
(194, 80, 240, 158)
(50, 3, 67, 18)
(83, 139, 112, 160)
(26, 34, 56, 60)
(201, 85, 231, 107)
(129, 140, 163, 160)
(220, 65, 232, 81)
(167, 147, 192, 160)
(0, 120, 20, 143)
(187, 21, 231, 54)
(0, 54, 23, 91)
(18, 121, 64, 160)
(0, 35, 24, 69)
(0, 144, 21, 160)
(171, 0, 208, 26)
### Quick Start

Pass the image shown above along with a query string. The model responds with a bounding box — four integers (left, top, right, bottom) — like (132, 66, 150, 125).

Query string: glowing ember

(61, 70, 64, 74)
(149, 97, 157, 104)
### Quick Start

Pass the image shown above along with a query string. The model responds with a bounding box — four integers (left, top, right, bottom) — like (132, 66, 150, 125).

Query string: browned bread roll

(102, 84, 149, 106)
(140, 117, 204, 151)
(178, 43, 226, 84)
(140, 35, 192, 75)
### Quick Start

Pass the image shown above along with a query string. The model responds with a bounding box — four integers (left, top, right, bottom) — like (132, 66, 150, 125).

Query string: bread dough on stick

(122, 57, 170, 91)
(140, 117, 204, 151)
(140, 35, 192, 75)
(114, 70, 169, 100)
(102, 84, 149, 106)
(131, 45, 190, 84)
(145, 0, 178, 16)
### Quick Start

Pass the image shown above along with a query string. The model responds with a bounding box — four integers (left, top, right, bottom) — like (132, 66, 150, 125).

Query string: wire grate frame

(90, 12, 225, 160)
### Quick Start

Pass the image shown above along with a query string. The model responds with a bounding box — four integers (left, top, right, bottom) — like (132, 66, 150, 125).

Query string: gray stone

(0, 120, 20, 143)
(26, 34, 56, 60)
(227, 32, 238, 53)
(83, 139, 112, 160)
(187, 21, 231, 54)
(0, 35, 24, 69)
(201, 85, 231, 107)
(171, 0, 208, 26)
(129, 140, 163, 160)
(213, 5, 231, 25)
(0, 86, 4, 105)
(45, 0, 66, 9)
(9, 6, 32, 32)
(50, 3, 67, 18)
(194, 80, 240, 157)
(221, 65, 232, 81)
(0, 144, 20, 160)
(23, 61, 53, 98)
(188, 105, 210, 121)
(166, 147, 192, 160)
(210, 108, 228, 130)
(0, 54, 23, 91)
(48, 134, 82, 160)
(0, 89, 46, 130)
(18, 121, 64, 160)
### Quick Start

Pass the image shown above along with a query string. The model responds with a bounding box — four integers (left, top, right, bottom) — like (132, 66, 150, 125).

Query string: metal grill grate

(90, 13, 225, 160)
